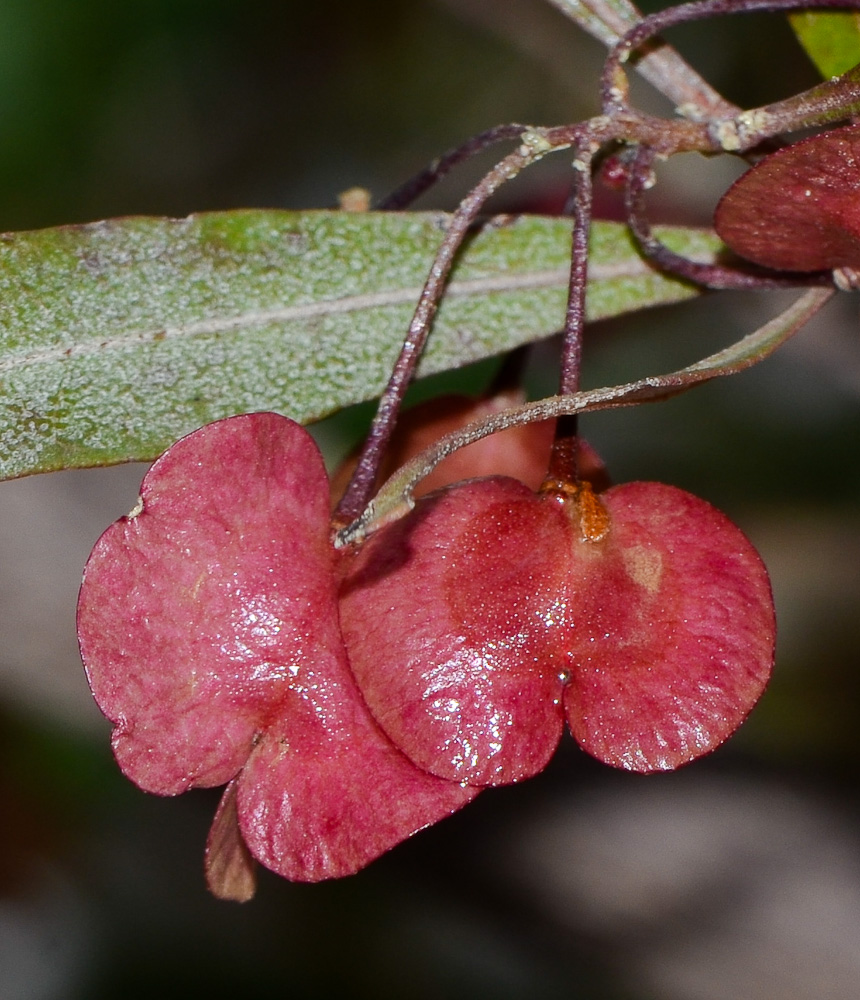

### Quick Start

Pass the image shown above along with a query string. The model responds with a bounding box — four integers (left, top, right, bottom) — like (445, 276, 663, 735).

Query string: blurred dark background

(2, 1, 860, 997)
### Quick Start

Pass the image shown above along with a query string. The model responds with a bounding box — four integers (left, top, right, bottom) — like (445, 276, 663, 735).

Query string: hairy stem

(603, 0, 860, 122)
(548, 143, 596, 483)
(624, 143, 834, 288)
(336, 287, 832, 547)
(376, 124, 530, 210)
(333, 131, 564, 526)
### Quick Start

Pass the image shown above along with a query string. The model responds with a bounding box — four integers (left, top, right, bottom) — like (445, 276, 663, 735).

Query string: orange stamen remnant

(538, 477, 611, 542)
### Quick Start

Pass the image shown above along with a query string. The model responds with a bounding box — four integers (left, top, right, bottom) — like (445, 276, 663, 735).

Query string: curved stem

(624, 144, 835, 289)
(602, 0, 860, 126)
(335, 286, 832, 547)
(376, 124, 531, 210)
(546, 0, 738, 119)
(333, 131, 564, 526)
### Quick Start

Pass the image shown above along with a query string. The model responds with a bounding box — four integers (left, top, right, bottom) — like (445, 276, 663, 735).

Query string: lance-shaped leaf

(0, 209, 721, 480)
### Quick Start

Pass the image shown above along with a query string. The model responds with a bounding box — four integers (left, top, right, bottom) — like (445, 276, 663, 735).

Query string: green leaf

(789, 11, 860, 79)
(0, 209, 720, 480)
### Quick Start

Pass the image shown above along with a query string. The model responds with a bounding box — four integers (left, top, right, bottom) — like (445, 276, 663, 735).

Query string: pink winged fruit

(77, 413, 478, 901)
(341, 468, 775, 785)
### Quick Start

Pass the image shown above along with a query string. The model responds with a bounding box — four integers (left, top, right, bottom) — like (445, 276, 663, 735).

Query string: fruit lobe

(78, 411, 335, 795)
(714, 123, 860, 272)
(340, 477, 570, 786)
(561, 482, 775, 771)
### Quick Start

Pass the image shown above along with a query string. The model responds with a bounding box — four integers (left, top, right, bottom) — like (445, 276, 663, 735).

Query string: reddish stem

(334, 141, 551, 526)
(624, 143, 834, 289)
(602, 0, 860, 116)
(548, 145, 594, 485)
(376, 124, 530, 210)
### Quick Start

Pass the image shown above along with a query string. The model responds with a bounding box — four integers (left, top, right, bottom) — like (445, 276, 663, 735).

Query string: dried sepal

(205, 780, 257, 903)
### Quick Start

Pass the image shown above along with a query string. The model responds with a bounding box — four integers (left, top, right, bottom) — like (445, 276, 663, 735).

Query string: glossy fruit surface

(559, 482, 775, 771)
(341, 477, 571, 786)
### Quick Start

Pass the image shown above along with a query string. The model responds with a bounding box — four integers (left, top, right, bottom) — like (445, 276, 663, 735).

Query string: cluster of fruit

(77, 401, 774, 899)
(76, 1, 860, 900)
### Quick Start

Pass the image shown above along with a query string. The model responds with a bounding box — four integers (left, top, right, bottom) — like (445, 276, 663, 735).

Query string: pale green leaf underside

(0, 209, 721, 480)
(789, 10, 860, 79)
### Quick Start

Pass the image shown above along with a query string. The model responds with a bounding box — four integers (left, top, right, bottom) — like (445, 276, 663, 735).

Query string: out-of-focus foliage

(789, 9, 860, 77)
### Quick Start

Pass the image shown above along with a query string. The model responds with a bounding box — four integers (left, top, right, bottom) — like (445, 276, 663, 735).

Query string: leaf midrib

(0, 259, 662, 375)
